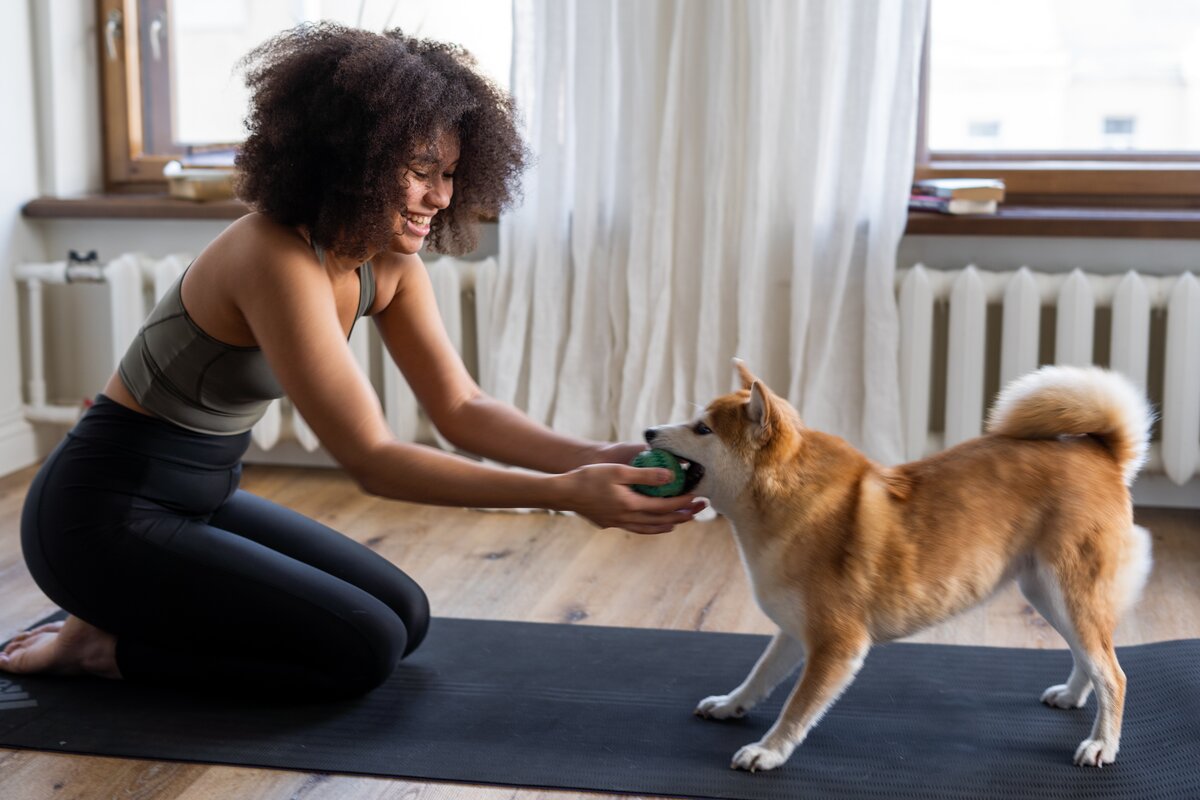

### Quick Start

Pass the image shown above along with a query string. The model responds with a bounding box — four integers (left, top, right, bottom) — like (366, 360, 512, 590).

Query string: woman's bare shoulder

(369, 251, 427, 308)
(209, 213, 311, 264)
(194, 213, 322, 288)
(185, 213, 333, 330)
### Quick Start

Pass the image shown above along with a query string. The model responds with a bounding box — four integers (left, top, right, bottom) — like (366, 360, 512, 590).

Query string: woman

(1, 24, 702, 700)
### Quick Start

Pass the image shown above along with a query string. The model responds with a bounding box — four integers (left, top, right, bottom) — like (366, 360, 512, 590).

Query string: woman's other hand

(554, 463, 706, 535)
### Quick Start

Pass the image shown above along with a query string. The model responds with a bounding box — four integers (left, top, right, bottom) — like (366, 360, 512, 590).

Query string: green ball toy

(631, 448, 687, 497)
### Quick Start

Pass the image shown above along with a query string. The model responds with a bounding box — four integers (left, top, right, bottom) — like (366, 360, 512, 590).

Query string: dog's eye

(693, 422, 712, 435)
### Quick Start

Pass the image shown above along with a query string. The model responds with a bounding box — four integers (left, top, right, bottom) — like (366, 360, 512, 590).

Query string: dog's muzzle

(644, 429, 705, 493)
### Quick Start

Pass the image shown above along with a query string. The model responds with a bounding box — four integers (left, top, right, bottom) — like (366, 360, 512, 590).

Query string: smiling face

(391, 130, 461, 255)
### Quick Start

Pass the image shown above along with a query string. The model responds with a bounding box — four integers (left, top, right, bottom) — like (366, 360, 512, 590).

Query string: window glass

(158, 0, 513, 151)
(928, 0, 1200, 153)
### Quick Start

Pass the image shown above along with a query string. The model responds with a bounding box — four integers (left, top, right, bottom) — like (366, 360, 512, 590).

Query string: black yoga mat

(1, 616, 1197, 800)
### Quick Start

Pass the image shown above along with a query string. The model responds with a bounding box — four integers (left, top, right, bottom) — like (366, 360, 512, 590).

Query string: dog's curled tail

(986, 365, 1154, 486)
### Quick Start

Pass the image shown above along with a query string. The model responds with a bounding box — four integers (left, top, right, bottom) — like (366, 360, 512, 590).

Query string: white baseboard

(0, 416, 40, 478)
(1133, 474, 1200, 510)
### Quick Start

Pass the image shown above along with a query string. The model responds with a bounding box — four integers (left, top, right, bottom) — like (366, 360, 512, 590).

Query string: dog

(645, 360, 1154, 771)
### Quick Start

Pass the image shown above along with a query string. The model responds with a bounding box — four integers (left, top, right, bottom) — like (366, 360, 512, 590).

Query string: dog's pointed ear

(746, 380, 775, 438)
(733, 358, 756, 391)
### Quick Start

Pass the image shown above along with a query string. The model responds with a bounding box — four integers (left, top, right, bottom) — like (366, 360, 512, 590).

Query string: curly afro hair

(236, 23, 527, 258)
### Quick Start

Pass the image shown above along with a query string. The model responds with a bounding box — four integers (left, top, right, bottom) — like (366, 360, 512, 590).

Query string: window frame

(98, 0, 177, 193)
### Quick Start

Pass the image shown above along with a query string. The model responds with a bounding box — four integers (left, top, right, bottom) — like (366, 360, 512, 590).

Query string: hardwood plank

(1, 463, 1196, 800)
(0, 751, 206, 800)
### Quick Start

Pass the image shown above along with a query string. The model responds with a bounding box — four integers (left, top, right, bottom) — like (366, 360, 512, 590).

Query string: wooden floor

(1, 462, 1197, 799)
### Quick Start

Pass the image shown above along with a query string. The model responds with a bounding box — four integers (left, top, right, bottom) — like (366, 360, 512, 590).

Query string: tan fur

(649, 361, 1154, 771)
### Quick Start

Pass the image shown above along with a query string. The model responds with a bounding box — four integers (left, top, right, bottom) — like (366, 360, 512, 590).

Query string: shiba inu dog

(645, 360, 1153, 772)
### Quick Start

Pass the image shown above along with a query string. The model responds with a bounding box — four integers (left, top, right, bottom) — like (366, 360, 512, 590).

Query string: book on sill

(912, 178, 1005, 202)
(908, 194, 999, 215)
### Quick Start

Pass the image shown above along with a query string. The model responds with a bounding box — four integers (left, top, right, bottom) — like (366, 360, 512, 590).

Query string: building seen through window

(929, 0, 1200, 153)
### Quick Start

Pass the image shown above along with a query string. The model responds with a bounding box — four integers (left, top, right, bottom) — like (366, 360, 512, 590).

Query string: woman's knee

(396, 577, 430, 657)
(333, 608, 409, 695)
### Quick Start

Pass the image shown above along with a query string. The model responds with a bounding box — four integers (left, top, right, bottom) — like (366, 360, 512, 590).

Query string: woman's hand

(553, 463, 706, 535)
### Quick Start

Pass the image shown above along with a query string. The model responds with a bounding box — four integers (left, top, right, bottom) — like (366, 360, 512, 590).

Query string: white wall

(1, 1, 49, 474)
(31, 0, 102, 196)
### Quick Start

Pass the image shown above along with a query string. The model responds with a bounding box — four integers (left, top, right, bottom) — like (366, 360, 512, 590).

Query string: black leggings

(20, 396, 429, 700)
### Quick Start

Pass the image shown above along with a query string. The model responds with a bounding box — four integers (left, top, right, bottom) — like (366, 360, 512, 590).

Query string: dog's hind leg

(695, 630, 804, 720)
(1063, 610, 1126, 766)
(1017, 564, 1093, 709)
(1020, 557, 1127, 766)
(729, 633, 870, 772)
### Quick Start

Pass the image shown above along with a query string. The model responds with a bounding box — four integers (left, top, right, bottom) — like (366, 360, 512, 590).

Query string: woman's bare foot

(0, 615, 121, 679)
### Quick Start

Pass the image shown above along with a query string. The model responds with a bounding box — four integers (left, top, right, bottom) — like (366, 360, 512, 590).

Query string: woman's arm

(372, 255, 639, 473)
(404, 390, 641, 473)
(241, 247, 698, 533)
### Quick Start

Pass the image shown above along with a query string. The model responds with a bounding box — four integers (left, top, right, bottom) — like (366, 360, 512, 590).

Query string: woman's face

(392, 131, 461, 255)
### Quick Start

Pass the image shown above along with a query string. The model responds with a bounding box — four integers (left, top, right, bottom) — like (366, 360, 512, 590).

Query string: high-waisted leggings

(20, 395, 429, 700)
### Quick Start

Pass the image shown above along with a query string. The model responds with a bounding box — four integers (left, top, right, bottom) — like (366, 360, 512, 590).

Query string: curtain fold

(486, 0, 929, 464)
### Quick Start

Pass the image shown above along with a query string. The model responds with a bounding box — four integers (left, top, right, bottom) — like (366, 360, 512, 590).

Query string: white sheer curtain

(479, 0, 929, 464)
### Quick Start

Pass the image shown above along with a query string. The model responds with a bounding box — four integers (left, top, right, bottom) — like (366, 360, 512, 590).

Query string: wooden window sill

(22, 194, 250, 221)
(25, 196, 1197, 238)
(905, 205, 1200, 239)
(21, 195, 502, 225)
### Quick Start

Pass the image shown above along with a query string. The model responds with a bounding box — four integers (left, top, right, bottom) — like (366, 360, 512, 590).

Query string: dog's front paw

(1041, 683, 1087, 709)
(1074, 738, 1118, 767)
(730, 741, 791, 772)
(694, 694, 748, 720)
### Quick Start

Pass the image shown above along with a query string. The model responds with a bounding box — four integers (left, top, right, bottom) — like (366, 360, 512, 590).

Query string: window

(97, 0, 513, 192)
(917, 0, 1200, 210)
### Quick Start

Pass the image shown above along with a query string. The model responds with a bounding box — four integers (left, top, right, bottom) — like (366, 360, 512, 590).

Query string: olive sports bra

(118, 256, 375, 435)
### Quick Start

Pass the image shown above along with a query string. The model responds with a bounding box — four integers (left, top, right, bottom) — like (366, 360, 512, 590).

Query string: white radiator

(14, 254, 488, 461)
(16, 257, 1200, 494)
(897, 264, 1200, 486)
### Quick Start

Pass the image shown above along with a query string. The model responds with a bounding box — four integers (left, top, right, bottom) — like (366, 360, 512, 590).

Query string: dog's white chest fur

(730, 520, 807, 635)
